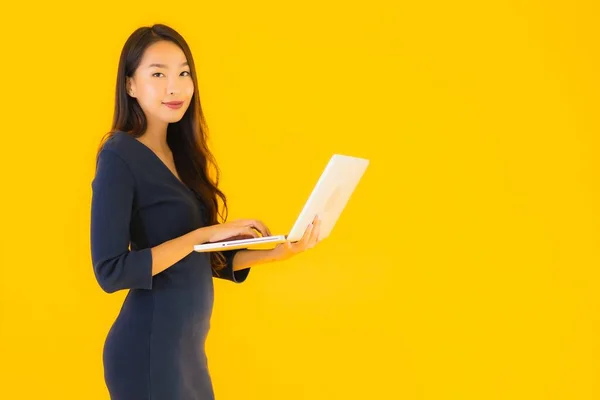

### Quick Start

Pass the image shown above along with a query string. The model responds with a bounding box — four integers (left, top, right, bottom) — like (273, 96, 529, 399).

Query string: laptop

(193, 153, 369, 253)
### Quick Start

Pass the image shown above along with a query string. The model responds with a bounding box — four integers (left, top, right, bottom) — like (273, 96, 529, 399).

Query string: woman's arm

(231, 249, 280, 271)
(150, 228, 211, 276)
(231, 215, 322, 271)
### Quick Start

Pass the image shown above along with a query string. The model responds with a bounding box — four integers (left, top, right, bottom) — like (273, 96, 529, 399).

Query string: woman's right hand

(201, 219, 272, 243)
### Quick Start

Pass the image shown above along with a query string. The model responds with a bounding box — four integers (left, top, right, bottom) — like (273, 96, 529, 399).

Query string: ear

(126, 77, 136, 98)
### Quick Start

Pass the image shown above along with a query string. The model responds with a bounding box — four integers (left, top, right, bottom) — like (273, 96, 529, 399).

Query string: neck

(139, 122, 170, 154)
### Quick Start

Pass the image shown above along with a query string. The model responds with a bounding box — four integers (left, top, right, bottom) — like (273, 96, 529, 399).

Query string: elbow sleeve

(93, 247, 153, 293)
(212, 249, 250, 283)
(90, 149, 153, 293)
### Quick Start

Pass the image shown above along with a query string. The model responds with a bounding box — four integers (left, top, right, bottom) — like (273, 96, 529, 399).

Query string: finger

(235, 219, 256, 228)
(226, 233, 256, 241)
(309, 220, 321, 247)
(287, 223, 311, 253)
(289, 222, 310, 247)
(224, 220, 261, 238)
(298, 222, 314, 248)
(306, 220, 320, 248)
(253, 220, 271, 237)
(239, 219, 270, 237)
(304, 221, 314, 239)
(243, 227, 260, 239)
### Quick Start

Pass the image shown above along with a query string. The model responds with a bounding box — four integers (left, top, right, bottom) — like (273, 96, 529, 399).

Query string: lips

(163, 101, 184, 110)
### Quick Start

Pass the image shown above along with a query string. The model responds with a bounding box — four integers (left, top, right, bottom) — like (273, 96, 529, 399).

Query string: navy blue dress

(90, 131, 249, 400)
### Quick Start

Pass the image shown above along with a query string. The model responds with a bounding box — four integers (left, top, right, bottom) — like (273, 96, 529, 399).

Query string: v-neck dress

(90, 130, 250, 400)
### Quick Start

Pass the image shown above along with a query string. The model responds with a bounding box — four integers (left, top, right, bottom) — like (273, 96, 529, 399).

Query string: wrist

(232, 248, 281, 271)
(194, 226, 212, 244)
(266, 247, 286, 262)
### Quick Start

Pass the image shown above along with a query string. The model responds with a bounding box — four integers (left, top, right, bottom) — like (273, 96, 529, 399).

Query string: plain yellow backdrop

(1, 0, 599, 399)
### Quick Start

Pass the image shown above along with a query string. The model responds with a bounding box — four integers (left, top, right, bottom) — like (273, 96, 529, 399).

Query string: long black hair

(96, 23, 230, 271)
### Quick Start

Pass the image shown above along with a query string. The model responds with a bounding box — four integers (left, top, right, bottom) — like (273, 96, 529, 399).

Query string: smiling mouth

(163, 102, 184, 109)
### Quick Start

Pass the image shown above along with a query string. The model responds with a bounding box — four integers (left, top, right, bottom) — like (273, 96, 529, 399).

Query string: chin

(166, 116, 185, 122)
(161, 113, 186, 123)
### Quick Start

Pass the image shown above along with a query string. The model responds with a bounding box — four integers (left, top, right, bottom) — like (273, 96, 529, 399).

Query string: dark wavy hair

(96, 23, 229, 271)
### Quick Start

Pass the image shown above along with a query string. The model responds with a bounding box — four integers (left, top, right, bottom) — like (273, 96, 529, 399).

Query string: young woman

(90, 24, 321, 400)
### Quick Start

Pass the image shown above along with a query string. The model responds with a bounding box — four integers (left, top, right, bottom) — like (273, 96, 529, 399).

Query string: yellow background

(1, 1, 599, 399)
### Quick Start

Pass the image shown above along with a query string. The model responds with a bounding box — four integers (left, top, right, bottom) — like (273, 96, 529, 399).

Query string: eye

(152, 71, 190, 77)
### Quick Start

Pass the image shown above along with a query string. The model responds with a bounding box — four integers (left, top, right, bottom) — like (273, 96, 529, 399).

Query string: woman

(90, 24, 321, 400)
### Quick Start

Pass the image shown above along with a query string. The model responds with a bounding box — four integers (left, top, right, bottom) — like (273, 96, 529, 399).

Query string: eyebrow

(147, 62, 189, 68)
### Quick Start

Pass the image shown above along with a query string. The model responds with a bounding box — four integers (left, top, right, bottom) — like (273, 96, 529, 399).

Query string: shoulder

(98, 131, 136, 161)
(94, 132, 140, 185)
(96, 131, 148, 173)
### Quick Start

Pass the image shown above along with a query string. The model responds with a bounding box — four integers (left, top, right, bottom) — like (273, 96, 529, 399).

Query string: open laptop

(193, 153, 369, 253)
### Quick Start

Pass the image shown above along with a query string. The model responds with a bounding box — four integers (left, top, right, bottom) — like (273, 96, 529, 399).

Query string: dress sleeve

(211, 248, 250, 283)
(90, 148, 153, 293)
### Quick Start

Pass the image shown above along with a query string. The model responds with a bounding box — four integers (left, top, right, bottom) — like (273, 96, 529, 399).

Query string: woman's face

(126, 40, 194, 124)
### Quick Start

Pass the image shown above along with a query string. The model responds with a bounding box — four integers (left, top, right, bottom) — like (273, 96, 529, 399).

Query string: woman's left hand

(270, 215, 321, 261)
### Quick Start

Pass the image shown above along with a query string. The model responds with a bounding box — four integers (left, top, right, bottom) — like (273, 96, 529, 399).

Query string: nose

(166, 79, 182, 96)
